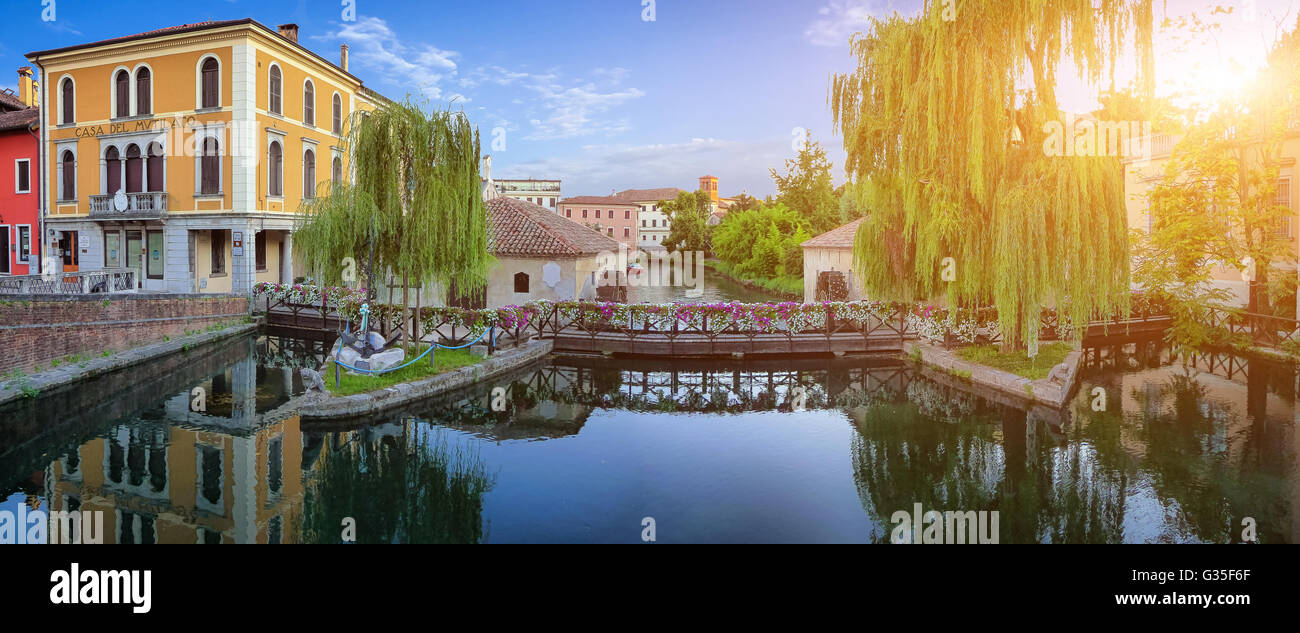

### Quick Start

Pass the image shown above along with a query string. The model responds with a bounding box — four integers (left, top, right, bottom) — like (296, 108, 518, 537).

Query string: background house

(0, 68, 40, 277)
(555, 195, 639, 249)
(800, 217, 865, 302)
(486, 196, 620, 307)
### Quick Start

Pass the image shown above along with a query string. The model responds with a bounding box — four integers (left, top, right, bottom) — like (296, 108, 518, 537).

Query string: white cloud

(523, 82, 645, 141)
(318, 16, 460, 98)
(804, 0, 895, 48)
(317, 18, 644, 142)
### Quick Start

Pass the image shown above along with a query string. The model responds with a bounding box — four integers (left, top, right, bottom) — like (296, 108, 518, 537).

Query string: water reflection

(1, 333, 1295, 543)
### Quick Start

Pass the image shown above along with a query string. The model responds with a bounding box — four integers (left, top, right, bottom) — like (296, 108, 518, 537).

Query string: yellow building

(26, 19, 381, 293)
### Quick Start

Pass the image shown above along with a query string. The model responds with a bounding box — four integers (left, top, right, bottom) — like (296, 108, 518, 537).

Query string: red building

(556, 195, 639, 249)
(0, 67, 40, 276)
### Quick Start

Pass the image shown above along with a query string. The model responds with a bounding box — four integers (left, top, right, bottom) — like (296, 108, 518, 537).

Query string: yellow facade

(28, 19, 380, 293)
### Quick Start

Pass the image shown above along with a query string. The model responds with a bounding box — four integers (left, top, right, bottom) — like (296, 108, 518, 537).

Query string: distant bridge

(257, 294, 1179, 359)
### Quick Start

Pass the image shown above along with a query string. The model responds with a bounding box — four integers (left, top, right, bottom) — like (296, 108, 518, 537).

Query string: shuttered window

(268, 141, 283, 196)
(303, 149, 316, 199)
(332, 94, 342, 134)
(105, 147, 121, 194)
(135, 68, 151, 115)
(269, 66, 282, 114)
(303, 80, 315, 126)
(60, 151, 75, 200)
(201, 137, 220, 195)
(146, 143, 163, 191)
(61, 78, 74, 123)
(201, 58, 219, 108)
(115, 70, 130, 117)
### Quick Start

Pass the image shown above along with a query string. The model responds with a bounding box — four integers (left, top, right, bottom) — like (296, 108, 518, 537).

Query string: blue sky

(7, 1, 1286, 198)
(0, 0, 916, 198)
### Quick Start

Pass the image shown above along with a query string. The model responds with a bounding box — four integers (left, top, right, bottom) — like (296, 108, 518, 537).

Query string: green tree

(294, 99, 491, 304)
(712, 203, 812, 279)
(661, 190, 713, 253)
(771, 133, 839, 233)
(831, 1, 1155, 351)
(1134, 17, 1300, 349)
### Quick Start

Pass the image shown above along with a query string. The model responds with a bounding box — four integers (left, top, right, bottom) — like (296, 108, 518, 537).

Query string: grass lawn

(954, 342, 1073, 381)
(326, 346, 483, 396)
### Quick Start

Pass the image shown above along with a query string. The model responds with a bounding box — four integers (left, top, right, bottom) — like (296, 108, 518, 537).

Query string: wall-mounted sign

(232, 231, 244, 257)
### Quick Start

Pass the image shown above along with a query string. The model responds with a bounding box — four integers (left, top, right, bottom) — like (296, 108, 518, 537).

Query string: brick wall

(0, 293, 249, 374)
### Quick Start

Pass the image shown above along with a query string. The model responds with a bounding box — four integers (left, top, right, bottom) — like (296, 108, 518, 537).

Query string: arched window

(303, 149, 316, 198)
(201, 58, 219, 108)
(268, 65, 282, 115)
(60, 78, 74, 124)
(135, 68, 151, 115)
(146, 142, 164, 191)
(201, 137, 220, 194)
(332, 94, 342, 134)
(125, 144, 143, 193)
(513, 272, 530, 294)
(332, 156, 343, 183)
(268, 141, 283, 196)
(303, 80, 315, 126)
(60, 150, 75, 200)
(105, 147, 121, 194)
(115, 70, 130, 118)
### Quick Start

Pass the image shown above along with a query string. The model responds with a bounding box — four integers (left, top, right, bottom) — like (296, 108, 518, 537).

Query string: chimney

(17, 67, 36, 107)
(340, 44, 350, 72)
(278, 23, 299, 43)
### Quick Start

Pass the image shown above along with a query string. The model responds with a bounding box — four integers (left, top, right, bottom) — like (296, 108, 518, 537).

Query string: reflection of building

(485, 196, 620, 306)
(800, 217, 865, 302)
(42, 342, 309, 543)
(27, 19, 381, 292)
(46, 414, 306, 544)
(556, 195, 639, 248)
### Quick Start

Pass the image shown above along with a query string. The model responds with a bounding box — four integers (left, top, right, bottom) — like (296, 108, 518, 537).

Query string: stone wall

(0, 293, 249, 374)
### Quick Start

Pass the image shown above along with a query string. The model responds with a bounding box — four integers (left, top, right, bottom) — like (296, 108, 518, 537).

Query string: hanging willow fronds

(296, 98, 492, 300)
(831, 0, 1153, 350)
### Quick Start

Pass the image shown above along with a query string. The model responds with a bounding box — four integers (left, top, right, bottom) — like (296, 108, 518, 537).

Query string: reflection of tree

(847, 378, 1005, 543)
(299, 422, 494, 544)
(1094, 365, 1295, 543)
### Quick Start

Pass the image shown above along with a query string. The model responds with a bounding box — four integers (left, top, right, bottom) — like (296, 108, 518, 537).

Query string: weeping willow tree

(831, 0, 1155, 351)
(294, 99, 491, 303)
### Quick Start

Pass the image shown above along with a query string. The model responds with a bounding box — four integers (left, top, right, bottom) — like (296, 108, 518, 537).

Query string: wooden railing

(0, 269, 136, 294)
(1205, 306, 1300, 351)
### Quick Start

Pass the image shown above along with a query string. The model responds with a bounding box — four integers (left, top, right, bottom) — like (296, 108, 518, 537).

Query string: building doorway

(126, 230, 143, 288)
(58, 231, 79, 272)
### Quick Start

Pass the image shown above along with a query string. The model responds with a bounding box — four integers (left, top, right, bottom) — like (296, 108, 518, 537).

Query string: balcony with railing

(88, 191, 169, 220)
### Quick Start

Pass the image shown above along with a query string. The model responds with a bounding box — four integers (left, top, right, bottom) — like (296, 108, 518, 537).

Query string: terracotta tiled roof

(0, 107, 37, 133)
(558, 195, 637, 206)
(801, 217, 864, 249)
(488, 197, 619, 258)
(614, 187, 682, 202)
(27, 19, 250, 57)
(0, 90, 26, 110)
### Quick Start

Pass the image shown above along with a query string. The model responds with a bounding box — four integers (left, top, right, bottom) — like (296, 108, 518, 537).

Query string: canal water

(1, 333, 1295, 543)
(626, 259, 787, 304)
